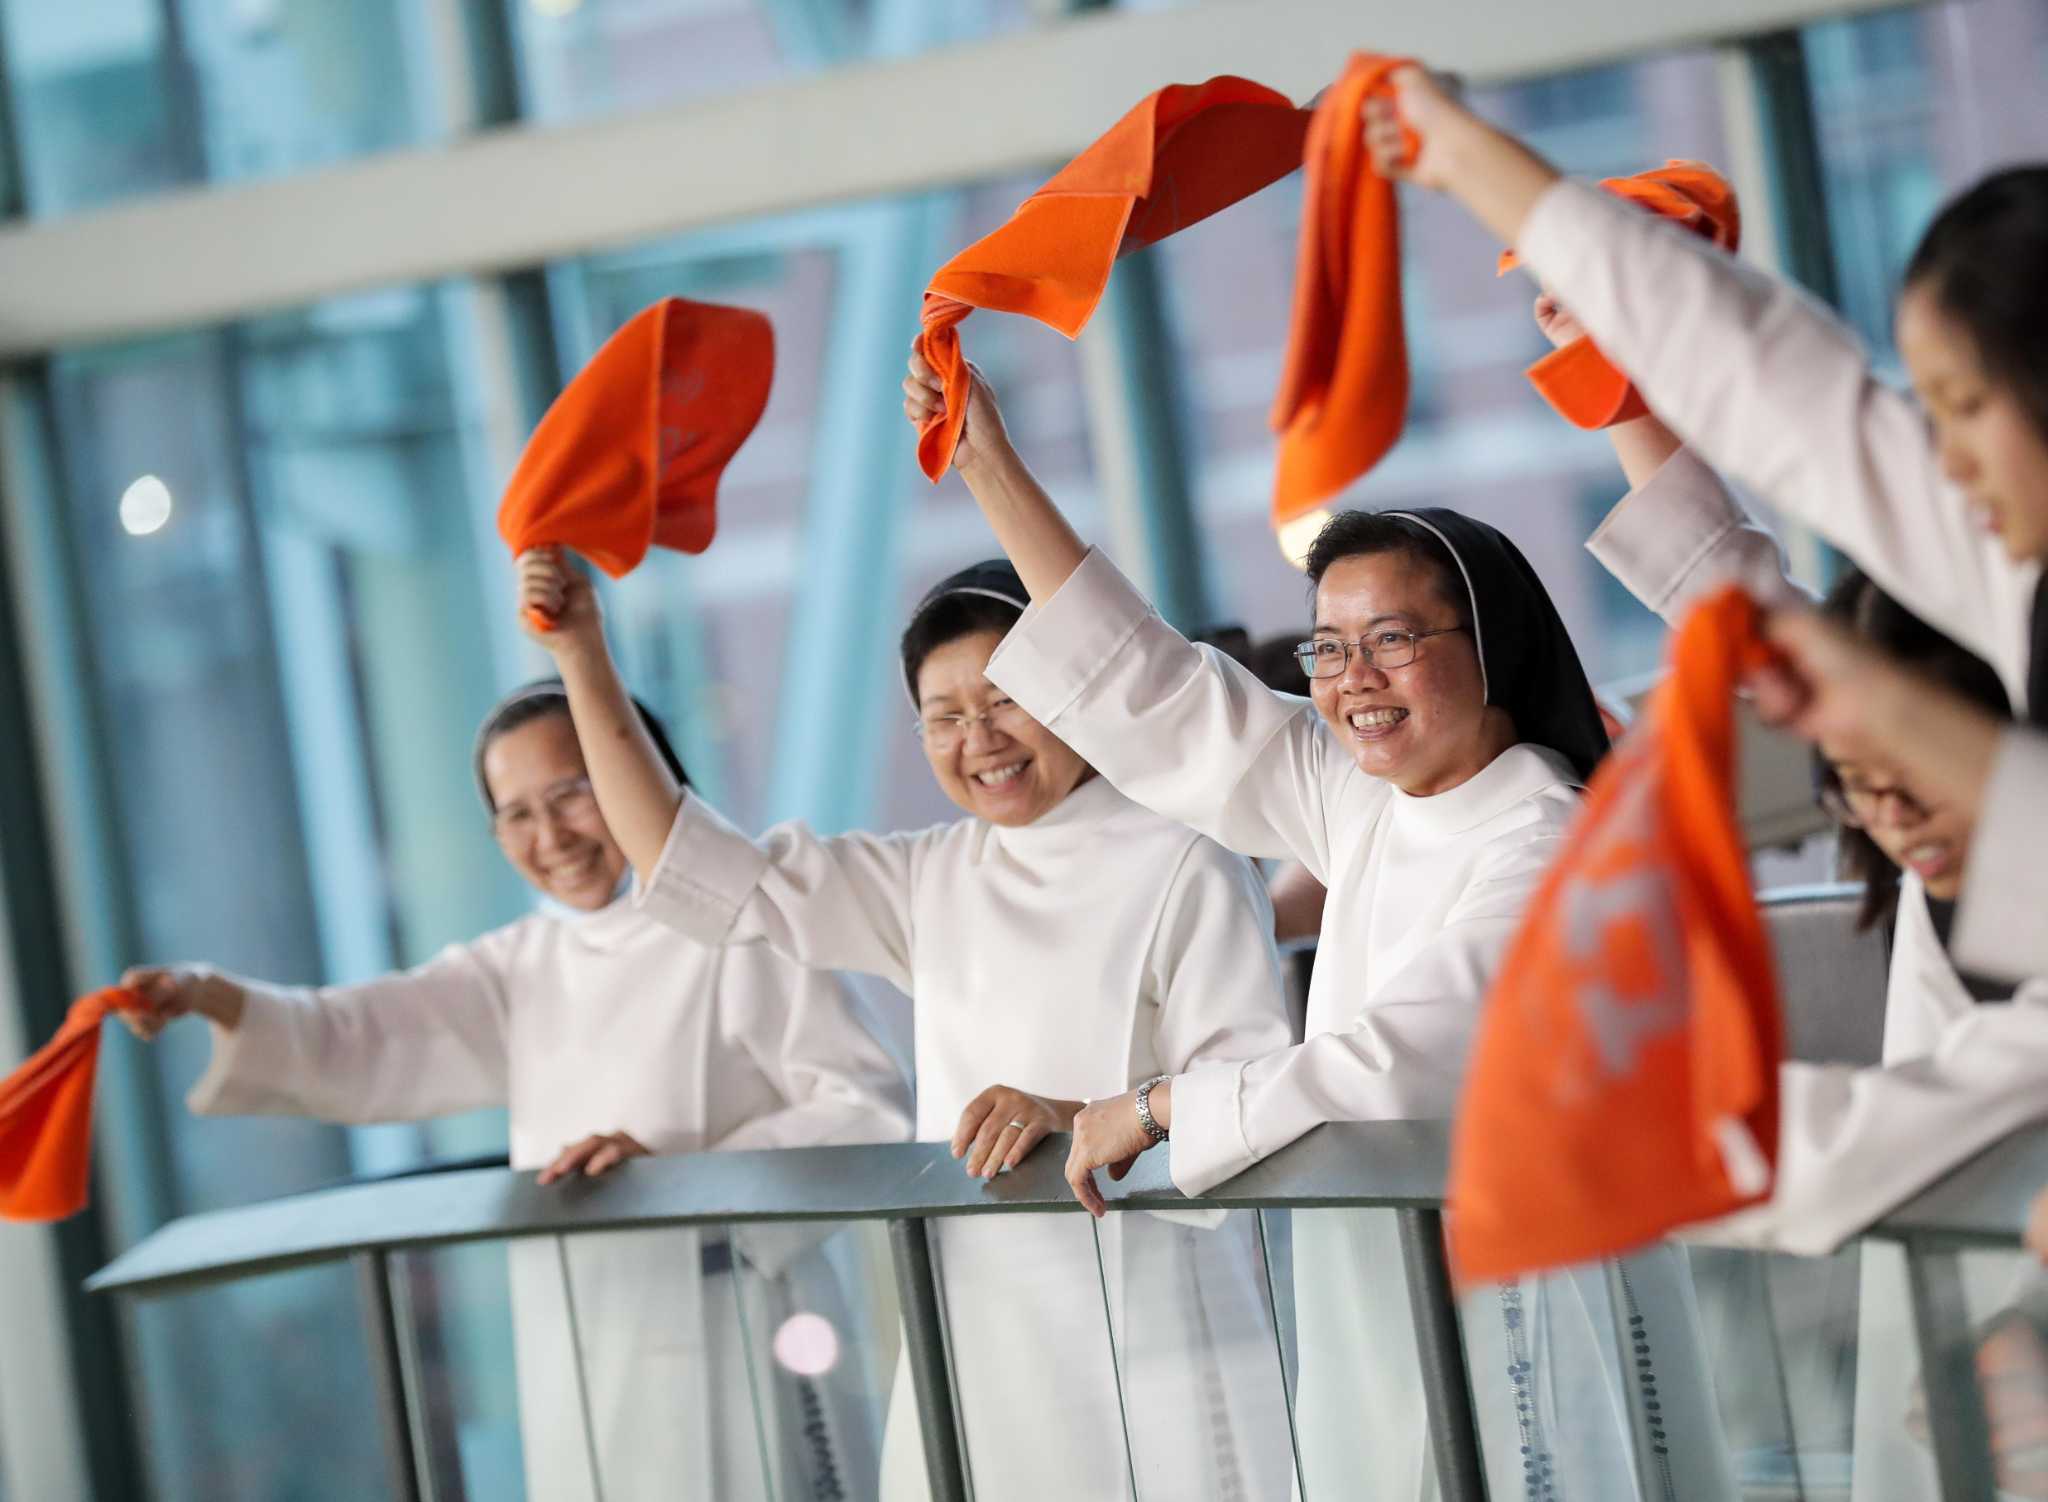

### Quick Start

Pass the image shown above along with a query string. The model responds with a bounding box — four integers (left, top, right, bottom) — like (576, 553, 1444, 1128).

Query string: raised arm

(1373, 69, 2032, 687)
(517, 547, 681, 885)
(129, 948, 511, 1125)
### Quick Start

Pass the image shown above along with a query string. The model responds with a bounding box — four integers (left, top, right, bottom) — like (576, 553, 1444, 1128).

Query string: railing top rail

(87, 1120, 2048, 1297)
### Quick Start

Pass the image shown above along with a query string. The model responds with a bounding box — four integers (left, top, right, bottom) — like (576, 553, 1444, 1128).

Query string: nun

(905, 353, 1737, 1502)
(515, 546, 1300, 1501)
(122, 681, 911, 1502)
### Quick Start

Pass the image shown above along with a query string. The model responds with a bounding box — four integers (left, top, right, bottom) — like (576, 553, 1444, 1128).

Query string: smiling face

(483, 712, 628, 911)
(915, 629, 1092, 827)
(1898, 280, 2048, 565)
(1307, 550, 1513, 796)
(1822, 746, 1973, 900)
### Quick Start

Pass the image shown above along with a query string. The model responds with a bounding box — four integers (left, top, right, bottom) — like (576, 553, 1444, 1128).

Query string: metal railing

(88, 1119, 2048, 1502)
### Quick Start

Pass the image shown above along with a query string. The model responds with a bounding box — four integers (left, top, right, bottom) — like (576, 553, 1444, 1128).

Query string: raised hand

(1362, 66, 1465, 191)
(537, 1130, 650, 1186)
(1533, 291, 1589, 349)
(516, 546, 604, 652)
(950, 1084, 1072, 1180)
(902, 348, 1012, 478)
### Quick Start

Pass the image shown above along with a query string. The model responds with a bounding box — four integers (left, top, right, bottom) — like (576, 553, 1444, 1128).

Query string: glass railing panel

(1457, 1245, 1739, 1501)
(1687, 1243, 1860, 1500)
(1899, 1243, 2048, 1500)
(1097, 1206, 1299, 1500)
(387, 1239, 526, 1499)
(726, 1219, 902, 1501)
(1274, 1206, 1441, 1501)
(922, 1212, 1131, 1497)
(537, 1223, 780, 1500)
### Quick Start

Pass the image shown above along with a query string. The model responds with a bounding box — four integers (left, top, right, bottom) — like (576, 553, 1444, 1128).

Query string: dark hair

(473, 680, 688, 814)
(1903, 167, 2048, 441)
(1815, 569, 2010, 930)
(1301, 510, 1472, 629)
(899, 593, 1024, 706)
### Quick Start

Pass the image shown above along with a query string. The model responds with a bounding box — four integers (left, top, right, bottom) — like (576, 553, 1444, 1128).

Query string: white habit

(634, 773, 1300, 1501)
(189, 896, 911, 1502)
(1519, 176, 2048, 980)
(988, 546, 1737, 1502)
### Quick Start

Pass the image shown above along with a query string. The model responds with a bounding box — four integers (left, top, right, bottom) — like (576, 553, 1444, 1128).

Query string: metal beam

(0, 0, 1921, 355)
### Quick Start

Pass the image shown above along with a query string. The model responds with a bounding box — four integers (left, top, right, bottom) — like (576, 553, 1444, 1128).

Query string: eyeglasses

(492, 776, 597, 838)
(915, 697, 1029, 751)
(1295, 626, 1465, 680)
(1819, 773, 1928, 829)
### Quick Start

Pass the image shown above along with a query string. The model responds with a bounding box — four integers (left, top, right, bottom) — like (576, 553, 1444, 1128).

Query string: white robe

(633, 774, 1299, 1501)
(988, 546, 1736, 1502)
(1517, 176, 2047, 981)
(189, 897, 911, 1502)
(1589, 449, 2048, 1497)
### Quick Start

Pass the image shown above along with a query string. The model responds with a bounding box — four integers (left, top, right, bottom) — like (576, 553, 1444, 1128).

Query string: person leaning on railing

(514, 544, 1300, 1502)
(905, 349, 1738, 1502)
(119, 681, 910, 1502)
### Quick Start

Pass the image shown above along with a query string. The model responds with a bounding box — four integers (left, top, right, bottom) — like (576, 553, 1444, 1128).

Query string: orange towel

(1447, 587, 1782, 1284)
(1499, 160, 1739, 430)
(0, 986, 144, 1222)
(1268, 53, 1415, 532)
(498, 296, 774, 626)
(914, 76, 1311, 480)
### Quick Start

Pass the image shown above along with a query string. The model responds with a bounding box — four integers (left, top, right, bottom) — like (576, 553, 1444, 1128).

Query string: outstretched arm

(516, 547, 681, 885)
(902, 350, 1087, 604)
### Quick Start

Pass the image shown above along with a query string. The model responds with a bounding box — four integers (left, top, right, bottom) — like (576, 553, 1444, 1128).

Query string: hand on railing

(950, 1085, 1074, 1181)
(537, 1131, 649, 1186)
(1066, 1081, 1169, 1218)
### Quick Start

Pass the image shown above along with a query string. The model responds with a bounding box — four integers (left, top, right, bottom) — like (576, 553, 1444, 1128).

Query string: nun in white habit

(123, 681, 912, 1502)
(1570, 406, 2048, 1500)
(516, 547, 1300, 1502)
(904, 353, 1737, 1502)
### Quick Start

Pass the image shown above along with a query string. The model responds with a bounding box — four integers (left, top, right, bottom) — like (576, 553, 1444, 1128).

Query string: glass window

(1154, 49, 1731, 690)
(1806, 0, 2048, 358)
(0, 0, 448, 216)
(508, 0, 1034, 124)
(35, 278, 527, 1497)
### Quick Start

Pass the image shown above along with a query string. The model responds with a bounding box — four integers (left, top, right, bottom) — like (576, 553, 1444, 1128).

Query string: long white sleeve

(1143, 839, 1297, 1077)
(708, 948, 912, 1152)
(989, 547, 1365, 878)
(187, 947, 510, 1124)
(1586, 448, 1807, 620)
(1519, 179, 2038, 704)
(1167, 827, 1563, 1196)
(1695, 990, 2048, 1255)
(633, 791, 923, 994)
(1954, 729, 2048, 980)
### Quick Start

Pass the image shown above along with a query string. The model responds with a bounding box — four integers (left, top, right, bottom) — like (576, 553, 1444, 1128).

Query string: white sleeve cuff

(1585, 450, 1797, 617)
(1955, 730, 2048, 981)
(1165, 1060, 1259, 1198)
(985, 548, 1153, 727)
(631, 793, 774, 945)
(185, 984, 306, 1116)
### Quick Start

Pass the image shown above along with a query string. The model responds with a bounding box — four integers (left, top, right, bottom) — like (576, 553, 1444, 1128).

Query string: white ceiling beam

(0, 0, 1900, 354)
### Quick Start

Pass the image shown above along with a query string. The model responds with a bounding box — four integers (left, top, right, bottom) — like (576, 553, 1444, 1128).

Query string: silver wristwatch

(1134, 1074, 1171, 1145)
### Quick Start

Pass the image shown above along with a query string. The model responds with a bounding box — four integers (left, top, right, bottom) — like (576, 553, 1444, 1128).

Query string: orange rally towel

(915, 76, 1311, 480)
(1499, 159, 1739, 430)
(498, 296, 774, 624)
(1268, 53, 1416, 532)
(0, 986, 145, 1222)
(1447, 587, 1783, 1285)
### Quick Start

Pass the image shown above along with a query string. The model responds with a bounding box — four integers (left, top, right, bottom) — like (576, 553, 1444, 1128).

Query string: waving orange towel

(1, 987, 144, 1222)
(1499, 160, 1739, 430)
(1268, 53, 1415, 532)
(1447, 587, 1782, 1284)
(914, 76, 1311, 480)
(498, 296, 774, 625)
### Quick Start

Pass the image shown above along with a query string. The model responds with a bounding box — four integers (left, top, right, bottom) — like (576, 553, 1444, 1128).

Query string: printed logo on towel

(1548, 737, 1687, 1106)
(659, 368, 710, 478)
